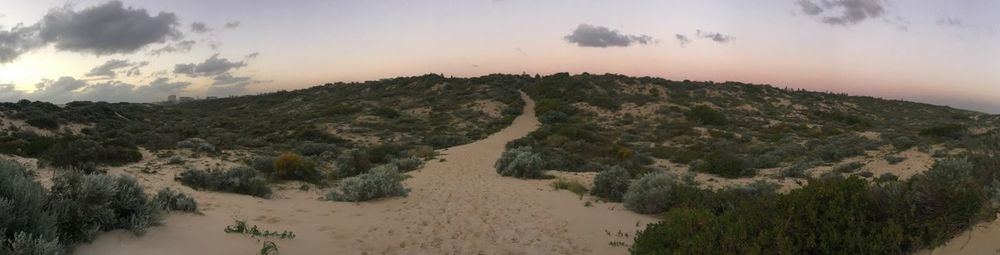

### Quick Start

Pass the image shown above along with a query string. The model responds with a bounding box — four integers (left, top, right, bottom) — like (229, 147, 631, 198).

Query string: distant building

(206, 96, 219, 100)
(179, 97, 195, 102)
(168, 95, 177, 103)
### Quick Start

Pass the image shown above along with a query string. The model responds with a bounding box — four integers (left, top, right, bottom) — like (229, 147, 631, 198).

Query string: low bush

(495, 146, 546, 179)
(884, 155, 905, 165)
(590, 165, 632, 202)
(334, 149, 371, 178)
(0, 160, 61, 253)
(153, 188, 199, 213)
(832, 162, 864, 173)
(389, 156, 424, 172)
(271, 152, 324, 183)
(689, 152, 753, 178)
(685, 105, 727, 126)
(325, 164, 410, 202)
(45, 139, 142, 167)
(224, 220, 296, 239)
(630, 156, 997, 254)
(176, 167, 272, 198)
(624, 172, 685, 214)
(48, 171, 163, 243)
(919, 124, 968, 139)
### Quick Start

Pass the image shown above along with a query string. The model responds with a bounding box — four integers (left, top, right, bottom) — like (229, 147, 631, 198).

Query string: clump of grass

(224, 220, 296, 239)
(259, 241, 279, 255)
(551, 178, 588, 196)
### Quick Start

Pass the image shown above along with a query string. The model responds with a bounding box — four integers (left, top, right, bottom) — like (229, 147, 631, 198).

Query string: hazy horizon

(1, 0, 998, 113)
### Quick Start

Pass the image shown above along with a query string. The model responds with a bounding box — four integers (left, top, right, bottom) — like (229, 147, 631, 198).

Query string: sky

(0, 0, 998, 113)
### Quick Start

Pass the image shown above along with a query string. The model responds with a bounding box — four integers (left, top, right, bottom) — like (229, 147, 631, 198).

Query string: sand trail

(75, 92, 655, 255)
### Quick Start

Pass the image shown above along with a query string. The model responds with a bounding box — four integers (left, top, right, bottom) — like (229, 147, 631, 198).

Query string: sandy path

(75, 92, 655, 255)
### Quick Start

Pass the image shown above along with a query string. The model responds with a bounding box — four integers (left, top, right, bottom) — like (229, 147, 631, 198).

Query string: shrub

(0, 160, 61, 253)
(271, 152, 324, 183)
(405, 145, 436, 159)
(590, 165, 631, 202)
(624, 172, 683, 214)
(293, 142, 336, 156)
(389, 156, 424, 172)
(153, 188, 199, 213)
(782, 161, 815, 178)
(832, 162, 864, 173)
(325, 164, 410, 202)
(334, 149, 371, 178)
(48, 172, 163, 243)
(25, 115, 59, 130)
(919, 124, 967, 139)
(689, 152, 753, 178)
(884, 155, 905, 165)
(685, 105, 727, 126)
(495, 146, 546, 179)
(176, 167, 272, 198)
(45, 139, 142, 167)
(551, 179, 588, 196)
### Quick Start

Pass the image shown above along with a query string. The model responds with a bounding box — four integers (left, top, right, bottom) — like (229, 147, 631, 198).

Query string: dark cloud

(515, 47, 526, 55)
(148, 40, 195, 55)
(86, 59, 149, 78)
(224, 21, 240, 29)
(190, 22, 211, 33)
(675, 34, 691, 46)
(563, 24, 654, 48)
(173, 54, 247, 77)
(245, 52, 259, 59)
(797, 0, 885, 26)
(0, 24, 43, 63)
(696, 30, 732, 43)
(38, 1, 182, 55)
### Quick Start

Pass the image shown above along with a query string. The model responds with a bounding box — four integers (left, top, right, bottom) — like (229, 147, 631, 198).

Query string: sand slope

(75, 92, 655, 255)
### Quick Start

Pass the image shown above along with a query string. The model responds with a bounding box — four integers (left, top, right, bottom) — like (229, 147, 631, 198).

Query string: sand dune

(75, 92, 655, 255)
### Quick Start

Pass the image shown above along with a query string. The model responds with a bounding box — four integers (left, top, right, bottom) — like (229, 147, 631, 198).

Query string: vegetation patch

(176, 166, 273, 198)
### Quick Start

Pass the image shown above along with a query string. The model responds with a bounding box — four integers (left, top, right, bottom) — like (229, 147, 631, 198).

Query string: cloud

(675, 34, 691, 46)
(245, 52, 259, 60)
(148, 40, 195, 55)
(190, 22, 211, 33)
(212, 73, 251, 86)
(797, 0, 885, 26)
(37, 1, 182, 55)
(224, 21, 240, 29)
(696, 30, 732, 43)
(173, 54, 247, 77)
(1, 76, 191, 103)
(1, 1, 183, 63)
(563, 24, 654, 48)
(0, 24, 43, 63)
(85, 59, 147, 78)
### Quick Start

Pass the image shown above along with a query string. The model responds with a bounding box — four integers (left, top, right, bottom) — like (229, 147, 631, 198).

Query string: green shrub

(685, 105, 727, 126)
(630, 207, 715, 254)
(495, 146, 546, 179)
(48, 172, 163, 243)
(153, 188, 198, 213)
(624, 172, 684, 214)
(1, 232, 63, 255)
(176, 167, 272, 198)
(334, 149, 371, 178)
(325, 164, 410, 202)
(45, 139, 142, 167)
(293, 142, 336, 156)
(25, 115, 59, 130)
(832, 162, 864, 173)
(689, 152, 753, 178)
(919, 124, 967, 139)
(590, 165, 631, 202)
